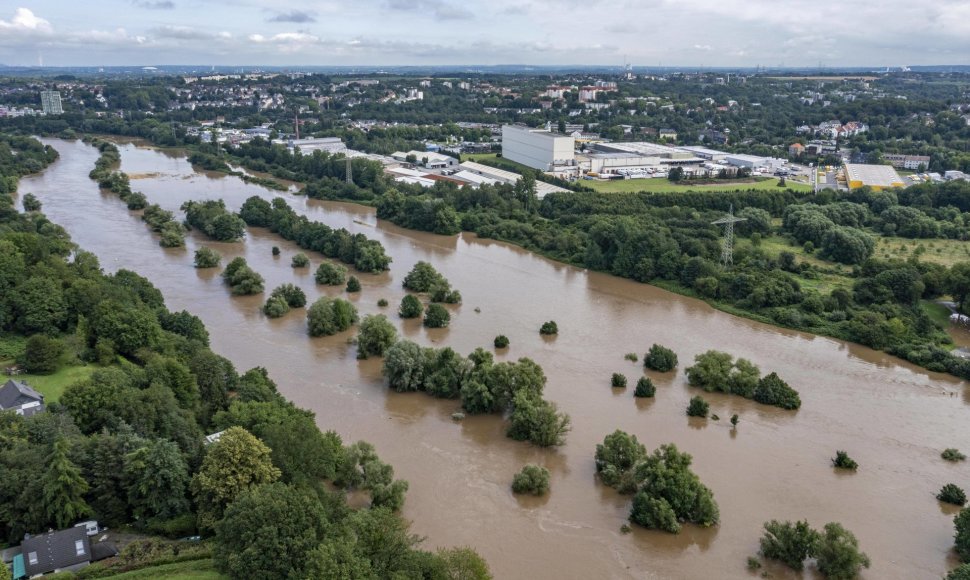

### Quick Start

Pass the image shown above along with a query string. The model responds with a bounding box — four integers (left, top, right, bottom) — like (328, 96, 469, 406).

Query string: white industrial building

(391, 150, 458, 169)
(578, 141, 704, 175)
(288, 137, 346, 154)
(723, 154, 786, 171)
(501, 125, 575, 171)
(457, 161, 570, 198)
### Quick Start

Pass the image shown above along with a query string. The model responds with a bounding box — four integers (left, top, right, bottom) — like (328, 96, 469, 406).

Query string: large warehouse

(844, 163, 906, 190)
(501, 125, 575, 171)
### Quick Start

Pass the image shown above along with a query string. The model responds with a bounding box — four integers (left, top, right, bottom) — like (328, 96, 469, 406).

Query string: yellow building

(843, 163, 905, 190)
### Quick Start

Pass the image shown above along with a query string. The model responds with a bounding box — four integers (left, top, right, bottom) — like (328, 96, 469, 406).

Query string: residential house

(19, 527, 91, 578)
(0, 379, 44, 417)
(788, 143, 805, 157)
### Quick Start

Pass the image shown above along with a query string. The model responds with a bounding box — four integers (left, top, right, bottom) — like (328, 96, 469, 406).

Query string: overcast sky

(1, 1, 968, 68)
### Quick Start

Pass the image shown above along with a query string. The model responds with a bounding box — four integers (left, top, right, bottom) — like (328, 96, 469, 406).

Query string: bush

(506, 392, 570, 447)
(306, 297, 358, 336)
(832, 451, 858, 470)
(271, 246, 280, 256)
(20, 334, 64, 374)
(291, 253, 310, 268)
(511, 465, 550, 496)
(194, 247, 221, 268)
(624, 352, 638, 362)
(939, 484, 968, 506)
(346, 276, 361, 293)
(595, 430, 646, 493)
(314, 262, 347, 285)
(815, 522, 870, 579)
(539, 321, 558, 335)
(943, 448, 967, 462)
(946, 564, 970, 580)
(398, 294, 423, 318)
(634, 377, 655, 398)
(22, 192, 42, 212)
(356, 315, 398, 359)
(262, 295, 289, 318)
(222, 257, 264, 295)
(958, 508, 970, 563)
(494, 335, 509, 348)
(423, 304, 450, 328)
(377, 299, 389, 308)
(125, 191, 148, 210)
(644, 344, 678, 372)
(629, 444, 718, 532)
(753, 372, 801, 410)
(759, 520, 820, 571)
(611, 373, 627, 388)
(686, 396, 709, 417)
(402, 261, 446, 292)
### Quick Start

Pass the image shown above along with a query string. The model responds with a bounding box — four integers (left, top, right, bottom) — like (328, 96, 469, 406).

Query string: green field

(921, 300, 952, 327)
(101, 559, 225, 580)
(585, 176, 814, 194)
(0, 362, 95, 403)
(873, 236, 970, 267)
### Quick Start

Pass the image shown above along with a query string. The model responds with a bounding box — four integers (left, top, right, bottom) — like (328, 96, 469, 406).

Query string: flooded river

(17, 138, 970, 579)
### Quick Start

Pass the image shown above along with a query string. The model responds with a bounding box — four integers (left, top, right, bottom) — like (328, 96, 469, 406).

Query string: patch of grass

(100, 559, 225, 579)
(922, 300, 952, 327)
(2, 363, 96, 403)
(875, 237, 970, 267)
(0, 334, 26, 360)
(585, 177, 813, 194)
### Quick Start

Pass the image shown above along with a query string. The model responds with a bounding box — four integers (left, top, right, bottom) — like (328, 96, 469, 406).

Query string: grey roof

(22, 527, 91, 576)
(0, 380, 44, 417)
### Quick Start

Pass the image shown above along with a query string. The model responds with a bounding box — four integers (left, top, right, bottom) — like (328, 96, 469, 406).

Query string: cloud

(267, 10, 316, 23)
(693, 44, 712, 51)
(132, 0, 175, 8)
(0, 7, 52, 33)
(150, 25, 213, 40)
(385, 0, 473, 20)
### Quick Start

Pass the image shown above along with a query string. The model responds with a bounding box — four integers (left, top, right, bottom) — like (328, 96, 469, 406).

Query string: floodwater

(17, 138, 970, 579)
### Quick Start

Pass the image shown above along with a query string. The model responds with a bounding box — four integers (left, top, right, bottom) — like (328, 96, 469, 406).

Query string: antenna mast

(711, 205, 747, 267)
(346, 157, 352, 184)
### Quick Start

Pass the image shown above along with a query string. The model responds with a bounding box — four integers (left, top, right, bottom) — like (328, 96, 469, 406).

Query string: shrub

(611, 373, 627, 388)
(634, 377, 655, 398)
(423, 304, 450, 328)
(644, 344, 678, 372)
(939, 484, 968, 506)
(377, 299, 389, 308)
(20, 334, 64, 374)
(539, 321, 558, 335)
(747, 557, 762, 571)
(595, 430, 646, 494)
(943, 448, 967, 462)
(629, 444, 718, 532)
(306, 297, 358, 336)
(262, 295, 289, 318)
(511, 465, 550, 496)
(356, 315, 398, 359)
(291, 253, 310, 268)
(271, 246, 280, 256)
(22, 192, 42, 212)
(402, 261, 445, 292)
(346, 276, 361, 293)
(263, 284, 306, 318)
(194, 247, 221, 268)
(624, 352, 638, 362)
(222, 257, 264, 295)
(730, 414, 739, 426)
(946, 564, 970, 580)
(753, 372, 802, 410)
(815, 522, 871, 579)
(832, 451, 858, 470)
(494, 335, 509, 348)
(314, 262, 347, 285)
(686, 396, 709, 417)
(506, 392, 570, 447)
(958, 508, 970, 563)
(759, 520, 820, 571)
(398, 294, 423, 318)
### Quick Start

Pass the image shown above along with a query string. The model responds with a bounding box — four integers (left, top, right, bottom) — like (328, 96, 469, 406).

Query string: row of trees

(383, 342, 570, 447)
(685, 350, 802, 410)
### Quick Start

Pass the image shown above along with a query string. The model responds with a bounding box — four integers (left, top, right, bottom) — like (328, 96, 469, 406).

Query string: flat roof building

(844, 163, 905, 190)
(40, 90, 63, 115)
(458, 161, 569, 199)
(501, 125, 575, 171)
(289, 137, 346, 154)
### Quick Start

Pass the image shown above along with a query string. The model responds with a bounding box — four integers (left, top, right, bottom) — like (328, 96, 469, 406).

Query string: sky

(0, 1, 968, 68)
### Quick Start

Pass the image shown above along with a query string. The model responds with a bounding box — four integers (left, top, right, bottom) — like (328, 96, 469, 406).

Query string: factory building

(40, 90, 63, 115)
(457, 161, 570, 198)
(501, 125, 575, 171)
(288, 137, 346, 154)
(391, 150, 458, 169)
(844, 163, 906, 190)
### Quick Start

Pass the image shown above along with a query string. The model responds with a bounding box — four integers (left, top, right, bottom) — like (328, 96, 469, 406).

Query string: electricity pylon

(711, 205, 746, 267)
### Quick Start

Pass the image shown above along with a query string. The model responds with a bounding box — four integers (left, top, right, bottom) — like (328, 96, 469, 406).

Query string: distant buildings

(40, 90, 63, 114)
(882, 153, 931, 170)
(391, 150, 457, 170)
(788, 143, 805, 157)
(0, 379, 45, 417)
(501, 125, 575, 172)
(288, 137, 346, 155)
(844, 163, 905, 190)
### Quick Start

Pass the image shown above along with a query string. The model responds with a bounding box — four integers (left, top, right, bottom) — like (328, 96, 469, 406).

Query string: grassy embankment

(100, 559, 225, 579)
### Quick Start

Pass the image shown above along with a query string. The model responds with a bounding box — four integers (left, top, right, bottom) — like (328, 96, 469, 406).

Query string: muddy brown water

(16, 138, 970, 579)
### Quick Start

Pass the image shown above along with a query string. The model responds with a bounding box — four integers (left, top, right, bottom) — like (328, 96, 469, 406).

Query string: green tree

(815, 522, 871, 579)
(357, 315, 398, 359)
(346, 276, 361, 293)
(494, 335, 509, 348)
(22, 193, 42, 212)
(539, 321, 558, 335)
(686, 350, 734, 391)
(610, 373, 627, 387)
(291, 253, 310, 268)
(687, 396, 709, 417)
(20, 334, 64, 374)
(506, 392, 570, 447)
(12, 276, 67, 335)
(193, 247, 221, 268)
(402, 261, 446, 292)
(124, 439, 190, 520)
(956, 508, 970, 563)
(424, 303, 451, 328)
(307, 297, 359, 337)
(753, 372, 802, 410)
(315, 262, 347, 285)
(398, 294, 424, 318)
(634, 376, 655, 398)
(629, 444, 718, 532)
(382, 340, 428, 393)
(644, 344, 678, 372)
(159, 221, 186, 248)
(759, 520, 820, 571)
(947, 564, 970, 580)
(595, 430, 647, 494)
(262, 295, 289, 318)
(511, 465, 550, 496)
(213, 482, 330, 579)
(434, 547, 493, 580)
(190, 426, 281, 531)
(42, 438, 91, 529)
(939, 484, 967, 506)
(832, 451, 858, 470)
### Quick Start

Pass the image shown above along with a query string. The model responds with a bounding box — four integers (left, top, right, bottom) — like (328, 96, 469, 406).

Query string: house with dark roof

(20, 527, 91, 577)
(0, 379, 45, 418)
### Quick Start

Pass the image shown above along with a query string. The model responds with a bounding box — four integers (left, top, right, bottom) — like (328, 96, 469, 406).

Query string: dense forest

(0, 137, 490, 579)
